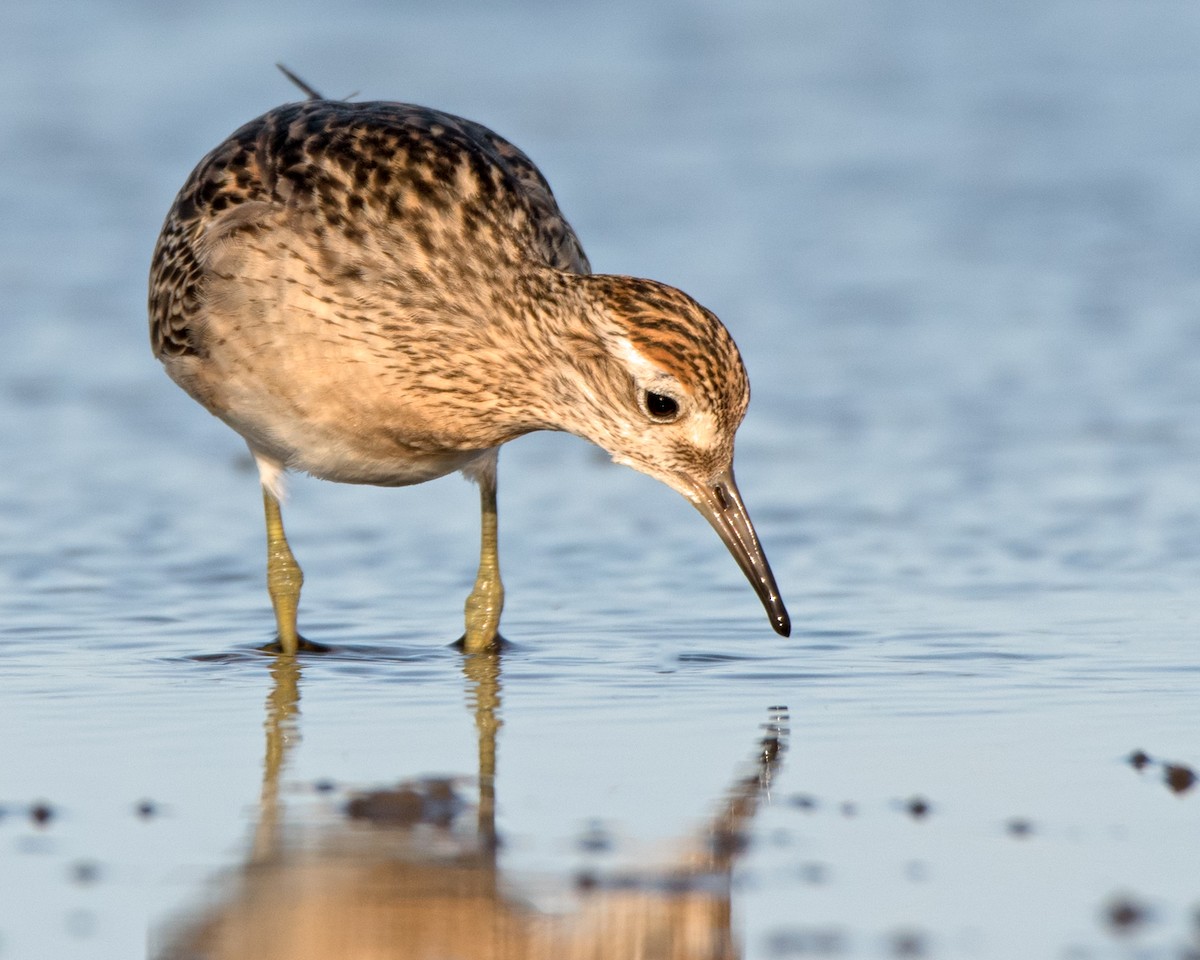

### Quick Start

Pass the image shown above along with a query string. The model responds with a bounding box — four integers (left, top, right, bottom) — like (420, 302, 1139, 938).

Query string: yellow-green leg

(463, 459, 504, 652)
(263, 487, 304, 655)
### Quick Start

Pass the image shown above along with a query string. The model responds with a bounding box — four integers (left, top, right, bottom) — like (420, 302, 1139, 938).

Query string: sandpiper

(149, 77, 789, 653)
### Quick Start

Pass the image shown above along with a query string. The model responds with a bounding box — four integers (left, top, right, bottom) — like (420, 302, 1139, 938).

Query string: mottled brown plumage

(149, 92, 788, 651)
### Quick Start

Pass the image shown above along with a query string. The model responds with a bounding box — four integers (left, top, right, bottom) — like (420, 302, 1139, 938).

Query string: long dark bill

(690, 467, 791, 637)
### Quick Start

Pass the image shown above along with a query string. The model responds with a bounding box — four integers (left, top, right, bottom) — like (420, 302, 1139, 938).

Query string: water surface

(2, 1, 1200, 957)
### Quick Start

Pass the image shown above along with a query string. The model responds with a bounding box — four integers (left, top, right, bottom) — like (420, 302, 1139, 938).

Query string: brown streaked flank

(149, 74, 789, 653)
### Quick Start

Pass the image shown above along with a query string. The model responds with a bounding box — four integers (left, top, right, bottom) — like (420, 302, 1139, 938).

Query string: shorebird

(149, 74, 789, 654)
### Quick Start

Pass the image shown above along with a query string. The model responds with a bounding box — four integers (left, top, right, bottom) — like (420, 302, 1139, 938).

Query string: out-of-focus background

(2, 1, 1200, 957)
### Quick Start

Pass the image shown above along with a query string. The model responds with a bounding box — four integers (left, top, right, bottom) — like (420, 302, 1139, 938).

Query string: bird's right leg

(263, 488, 304, 654)
(255, 453, 304, 655)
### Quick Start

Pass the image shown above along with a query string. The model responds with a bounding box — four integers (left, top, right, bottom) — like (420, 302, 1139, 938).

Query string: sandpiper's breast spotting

(149, 78, 789, 653)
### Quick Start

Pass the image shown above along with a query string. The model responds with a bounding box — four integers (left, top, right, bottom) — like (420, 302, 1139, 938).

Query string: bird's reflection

(462, 651, 502, 852)
(250, 654, 302, 864)
(154, 650, 787, 959)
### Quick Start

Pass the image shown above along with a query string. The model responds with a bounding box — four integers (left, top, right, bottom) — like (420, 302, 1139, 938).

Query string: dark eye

(644, 391, 679, 421)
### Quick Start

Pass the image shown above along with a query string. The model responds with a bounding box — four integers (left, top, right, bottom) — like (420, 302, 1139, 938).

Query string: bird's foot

(259, 634, 331, 655)
(452, 632, 507, 654)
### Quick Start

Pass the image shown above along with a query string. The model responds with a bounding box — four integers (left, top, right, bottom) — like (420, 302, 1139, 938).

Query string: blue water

(3, 0, 1200, 957)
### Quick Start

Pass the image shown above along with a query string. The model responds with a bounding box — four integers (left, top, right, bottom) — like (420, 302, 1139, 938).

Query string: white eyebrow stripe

(617, 336, 662, 378)
(618, 337, 684, 395)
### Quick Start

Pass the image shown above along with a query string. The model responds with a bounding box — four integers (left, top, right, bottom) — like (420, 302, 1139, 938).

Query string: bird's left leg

(254, 452, 305, 655)
(462, 450, 505, 652)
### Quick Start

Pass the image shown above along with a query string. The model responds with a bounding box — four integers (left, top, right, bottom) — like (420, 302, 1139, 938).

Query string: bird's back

(149, 99, 590, 362)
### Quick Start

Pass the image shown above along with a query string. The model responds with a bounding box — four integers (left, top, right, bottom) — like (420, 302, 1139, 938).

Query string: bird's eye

(644, 391, 680, 421)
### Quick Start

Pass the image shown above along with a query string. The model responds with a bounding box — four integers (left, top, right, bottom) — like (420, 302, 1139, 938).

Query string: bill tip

(772, 609, 791, 637)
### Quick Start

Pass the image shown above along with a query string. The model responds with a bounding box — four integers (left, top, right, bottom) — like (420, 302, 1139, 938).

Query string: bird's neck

(487, 269, 630, 444)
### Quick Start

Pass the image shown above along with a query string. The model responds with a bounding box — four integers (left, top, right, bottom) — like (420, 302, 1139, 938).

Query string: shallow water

(3, 0, 1200, 957)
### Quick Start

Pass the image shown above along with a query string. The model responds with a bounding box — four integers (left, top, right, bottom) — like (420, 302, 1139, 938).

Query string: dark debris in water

(1005, 817, 1034, 838)
(30, 801, 54, 827)
(904, 796, 931, 820)
(344, 778, 464, 829)
(574, 869, 598, 893)
(70, 860, 101, 885)
(1104, 894, 1152, 935)
(1126, 749, 1197, 796)
(890, 929, 928, 957)
(1165, 763, 1196, 795)
(135, 798, 158, 820)
(346, 788, 424, 826)
(1128, 749, 1152, 770)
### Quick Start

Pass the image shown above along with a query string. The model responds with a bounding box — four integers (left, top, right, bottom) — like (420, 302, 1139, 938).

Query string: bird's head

(542, 274, 790, 636)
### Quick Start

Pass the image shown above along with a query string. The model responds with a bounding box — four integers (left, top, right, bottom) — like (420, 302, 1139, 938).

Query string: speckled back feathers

(150, 99, 590, 360)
